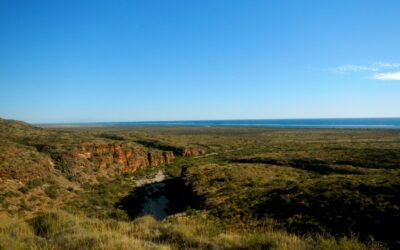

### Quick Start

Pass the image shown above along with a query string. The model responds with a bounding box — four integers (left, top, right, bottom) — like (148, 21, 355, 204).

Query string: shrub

(108, 209, 129, 220)
(45, 185, 59, 199)
(18, 186, 29, 194)
(18, 178, 46, 194)
(28, 211, 74, 237)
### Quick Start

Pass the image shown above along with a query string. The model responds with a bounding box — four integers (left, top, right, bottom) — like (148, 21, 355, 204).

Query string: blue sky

(0, 0, 399, 123)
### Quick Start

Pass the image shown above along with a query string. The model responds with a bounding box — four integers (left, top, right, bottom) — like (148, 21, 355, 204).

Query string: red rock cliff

(75, 143, 175, 172)
(181, 147, 207, 157)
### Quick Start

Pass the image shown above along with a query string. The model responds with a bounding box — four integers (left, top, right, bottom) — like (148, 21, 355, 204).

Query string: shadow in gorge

(116, 177, 200, 220)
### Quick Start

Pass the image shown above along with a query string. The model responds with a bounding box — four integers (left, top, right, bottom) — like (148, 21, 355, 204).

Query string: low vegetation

(0, 118, 399, 249)
(0, 210, 384, 250)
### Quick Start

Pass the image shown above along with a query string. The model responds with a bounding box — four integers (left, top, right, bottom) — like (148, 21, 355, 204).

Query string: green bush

(27, 211, 74, 237)
(108, 209, 129, 220)
(18, 186, 29, 194)
(18, 178, 46, 194)
(45, 185, 59, 199)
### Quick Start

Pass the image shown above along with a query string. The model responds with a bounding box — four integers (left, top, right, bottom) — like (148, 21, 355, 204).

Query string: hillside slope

(0, 118, 204, 216)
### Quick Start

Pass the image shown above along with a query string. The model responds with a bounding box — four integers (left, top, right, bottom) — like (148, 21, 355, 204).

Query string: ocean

(61, 118, 400, 129)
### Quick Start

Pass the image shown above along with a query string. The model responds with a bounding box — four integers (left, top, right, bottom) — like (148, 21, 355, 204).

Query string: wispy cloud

(372, 62, 400, 68)
(372, 71, 400, 80)
(333, 64, 379, 74)
(332, 62, 400, 80)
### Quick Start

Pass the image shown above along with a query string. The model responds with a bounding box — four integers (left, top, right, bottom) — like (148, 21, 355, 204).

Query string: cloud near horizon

(333, 64, 379, 74)
(372, 71, 400, 80)
(332, 62, 400, 80)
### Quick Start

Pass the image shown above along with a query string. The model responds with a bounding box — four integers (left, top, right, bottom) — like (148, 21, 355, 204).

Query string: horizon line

(33, 116, 400, 125)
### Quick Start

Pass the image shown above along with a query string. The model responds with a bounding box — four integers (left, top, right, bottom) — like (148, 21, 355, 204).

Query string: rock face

(33, 141, 206, 181)
(134, 140, 206, 157)
(74, 143, 175, 172)
(181, 147, 206, 157)
(149, 151, 175, 167)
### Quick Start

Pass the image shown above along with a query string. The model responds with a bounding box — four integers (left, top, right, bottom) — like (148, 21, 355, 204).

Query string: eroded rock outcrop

(181, 147, 206, 157)
(74, 143, 175, 172)
(135, 140, 206, 157)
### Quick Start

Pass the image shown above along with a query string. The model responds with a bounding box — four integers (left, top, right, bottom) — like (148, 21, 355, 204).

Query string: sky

(0, 0, 400, 123)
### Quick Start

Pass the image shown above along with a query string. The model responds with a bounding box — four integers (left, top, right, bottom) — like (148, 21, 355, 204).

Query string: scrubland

(1, 119, 399, 249)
